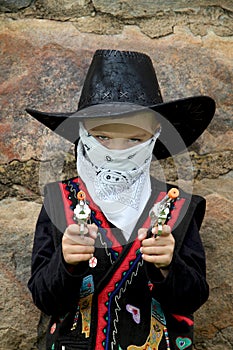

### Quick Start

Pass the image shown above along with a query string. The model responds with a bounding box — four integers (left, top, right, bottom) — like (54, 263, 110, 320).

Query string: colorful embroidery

(112, 251, 143, 348)
(151, 298, 166, 326)
(50, 323, 56, 334)
(71, 306, 80, 331)
(172, 314, 194, 326)
(126, 304, 141, 324)
(164, 327, 171, 350)
(126, 299, 171, 350)
(176, 337, 192, 349)
(148, 281, 154, 291)
(80, 294, 93, 337)
(127, 317, 163, 350)
(75, 275, 95, 338)
(89, 256, 98, 268)
(95, 240, 143, 349)
(80, 275, 94, 296)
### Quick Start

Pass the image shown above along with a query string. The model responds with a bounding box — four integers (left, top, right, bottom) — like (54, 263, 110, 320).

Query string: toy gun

(147, 188, 179, 238)
(73, 190, 91, 236)
(73, 191, 97, 268)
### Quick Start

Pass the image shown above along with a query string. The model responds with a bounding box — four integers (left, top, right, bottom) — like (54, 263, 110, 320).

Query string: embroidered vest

(44, 176, 205, 350)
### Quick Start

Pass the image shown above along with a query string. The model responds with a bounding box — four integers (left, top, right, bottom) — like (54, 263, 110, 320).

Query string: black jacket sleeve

(145, 217, 209, 314)
(28, 203, 88, 317)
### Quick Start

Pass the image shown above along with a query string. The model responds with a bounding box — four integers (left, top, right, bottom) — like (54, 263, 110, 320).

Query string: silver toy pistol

(147, 188, 179, 238)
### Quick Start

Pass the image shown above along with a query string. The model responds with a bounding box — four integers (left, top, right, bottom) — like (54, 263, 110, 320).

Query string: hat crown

(78, 49, 163, 110)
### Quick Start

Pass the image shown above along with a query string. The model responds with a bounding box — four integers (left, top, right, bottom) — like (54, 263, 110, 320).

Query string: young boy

(27, 49, 215, 350)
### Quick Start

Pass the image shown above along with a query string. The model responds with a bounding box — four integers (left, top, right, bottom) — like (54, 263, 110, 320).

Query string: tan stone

(195, 194, 233, 345)
(196, 130, 233, 155)
(0, 199, 42, 349)
(0, 20, 232, 164)
(0, 3, 233, 348)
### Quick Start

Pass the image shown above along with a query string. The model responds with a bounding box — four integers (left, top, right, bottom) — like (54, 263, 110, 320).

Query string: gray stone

(93, 0, 233, 18)
(35, 0, 93, 18)
(0, 0, 32, 12)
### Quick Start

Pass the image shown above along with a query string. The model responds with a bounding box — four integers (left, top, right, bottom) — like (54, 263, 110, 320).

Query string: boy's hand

(62, 223, 98, 265)
(138, 225, 175, 273)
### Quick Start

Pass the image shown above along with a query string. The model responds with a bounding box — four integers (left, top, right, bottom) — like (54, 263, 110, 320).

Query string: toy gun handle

(147, 188, 179, 238)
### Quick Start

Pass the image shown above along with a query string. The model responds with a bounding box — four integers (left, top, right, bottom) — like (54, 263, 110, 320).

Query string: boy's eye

(129, 138, 142, 143)
(96, 135, 110, 141)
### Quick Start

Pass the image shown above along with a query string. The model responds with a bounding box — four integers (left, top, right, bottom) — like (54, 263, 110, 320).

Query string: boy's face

(84, 111, 160, 150)
(85, 123, 153, 150)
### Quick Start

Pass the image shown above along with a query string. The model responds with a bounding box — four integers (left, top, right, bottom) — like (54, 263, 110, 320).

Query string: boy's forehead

(83, 110, 160, 133)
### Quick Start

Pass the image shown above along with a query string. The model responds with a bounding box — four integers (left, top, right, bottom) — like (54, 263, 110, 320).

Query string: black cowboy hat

(26, 49, 215, 159)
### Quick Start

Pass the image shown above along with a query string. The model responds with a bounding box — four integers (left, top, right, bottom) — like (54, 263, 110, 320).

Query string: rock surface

(0, 2, 233, 349)
(0, 199, 41, 349)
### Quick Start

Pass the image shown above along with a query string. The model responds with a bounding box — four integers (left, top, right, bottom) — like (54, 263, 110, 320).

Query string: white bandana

(77, 123, 161, 239)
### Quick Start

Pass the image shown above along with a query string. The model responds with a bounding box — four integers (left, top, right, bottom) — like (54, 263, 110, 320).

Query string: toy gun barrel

(77, 190, 86, 202)
(157, 188, 179, 207)
(167, 188, 179, 200)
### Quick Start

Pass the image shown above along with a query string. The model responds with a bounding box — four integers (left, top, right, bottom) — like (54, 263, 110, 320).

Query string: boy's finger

(66, 224, 81, 235)
(63, 225, 94, 246)
(153, 224, 171, 237)
(138, 228, 147, 241)
(160, 225, 171, 236)
(87, 223, 98, 239)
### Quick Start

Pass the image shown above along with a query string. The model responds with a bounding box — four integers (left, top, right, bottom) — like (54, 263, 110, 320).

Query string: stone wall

(0, 1, 233, 349)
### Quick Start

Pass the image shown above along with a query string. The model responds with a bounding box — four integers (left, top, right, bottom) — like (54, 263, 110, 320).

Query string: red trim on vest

(58, 182, 75, 226)
(167, 197, 186, 230)
(172, 314, 194, 326)
(95, 238, 141, 349)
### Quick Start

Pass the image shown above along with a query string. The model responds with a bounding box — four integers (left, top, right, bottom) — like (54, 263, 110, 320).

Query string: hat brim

(26, 95, 215, 160)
